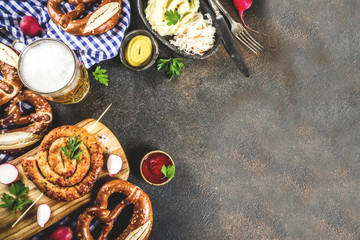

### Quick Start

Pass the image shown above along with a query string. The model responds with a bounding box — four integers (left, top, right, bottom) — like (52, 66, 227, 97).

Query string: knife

(208, 0, 250, 77)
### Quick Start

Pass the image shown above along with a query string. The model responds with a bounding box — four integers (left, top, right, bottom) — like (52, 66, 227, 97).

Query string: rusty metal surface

(50, 0, 360, 239)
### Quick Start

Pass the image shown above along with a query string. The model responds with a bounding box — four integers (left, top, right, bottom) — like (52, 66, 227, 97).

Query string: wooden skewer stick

(88, 103, 112, 132)
(11, 103, 112, 228)
(12, 193, 43, 228)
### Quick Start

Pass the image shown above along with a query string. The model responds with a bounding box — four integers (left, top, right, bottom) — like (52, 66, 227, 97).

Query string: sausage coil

(22, 125, 103, 201)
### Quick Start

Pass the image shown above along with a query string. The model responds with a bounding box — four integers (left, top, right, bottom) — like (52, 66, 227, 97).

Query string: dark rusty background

(49, 0, 360, 239)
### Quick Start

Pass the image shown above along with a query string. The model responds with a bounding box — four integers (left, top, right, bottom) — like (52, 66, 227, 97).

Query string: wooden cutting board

(0, 118, 130, 240)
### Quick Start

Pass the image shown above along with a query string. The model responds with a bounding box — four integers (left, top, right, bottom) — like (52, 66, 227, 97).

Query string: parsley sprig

(60, 135, 83, 161)
(165, 9, 181, 26)
(92, 66, 109, 86)
(157, 58, 185, 81)
(161, 165, 175, 179)
(0, 181, 32, 217)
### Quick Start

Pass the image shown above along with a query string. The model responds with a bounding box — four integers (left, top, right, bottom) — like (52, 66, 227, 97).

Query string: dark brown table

(51, 0, 360, 239)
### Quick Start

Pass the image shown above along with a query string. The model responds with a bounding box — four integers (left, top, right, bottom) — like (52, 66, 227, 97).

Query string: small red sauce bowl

(140, 150, 174, 186)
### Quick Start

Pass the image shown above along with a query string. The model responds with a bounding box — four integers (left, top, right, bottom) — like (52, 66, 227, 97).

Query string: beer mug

(13, 38, 90, 104)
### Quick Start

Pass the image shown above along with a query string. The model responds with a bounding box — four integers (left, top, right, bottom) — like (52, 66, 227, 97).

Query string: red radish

(233, 0, 263, 34)
(37, 204, 51, 228)
(20, 16, 48, 36)
(49, 226, 73, 240)
(107, 154, 123, 176)
(0, 163, 18, 184)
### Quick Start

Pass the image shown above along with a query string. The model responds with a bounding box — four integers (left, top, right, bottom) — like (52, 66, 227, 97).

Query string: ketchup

(141, 152, 173, 184)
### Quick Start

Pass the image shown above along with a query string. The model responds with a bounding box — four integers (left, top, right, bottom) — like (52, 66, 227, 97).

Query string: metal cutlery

(208, 0, 250, 77)
(212, 0, 263, 54)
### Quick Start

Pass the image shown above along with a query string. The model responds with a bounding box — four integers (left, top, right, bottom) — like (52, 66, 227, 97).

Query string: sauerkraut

(170, 13, 216, 55)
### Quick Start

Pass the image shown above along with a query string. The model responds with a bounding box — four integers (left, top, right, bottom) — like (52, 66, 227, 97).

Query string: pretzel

(0, 43, 22, 105)
(48, 0, 122, 36)
(22, 125, 103, 201)
(76, 179, 153, 240)
(0, 89, 52, 155)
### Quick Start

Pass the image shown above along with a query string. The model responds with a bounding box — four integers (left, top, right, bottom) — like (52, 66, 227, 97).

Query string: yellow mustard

(125, 35, 152, 67)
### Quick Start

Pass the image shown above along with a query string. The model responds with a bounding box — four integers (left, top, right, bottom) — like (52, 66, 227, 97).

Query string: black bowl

(120, 29, 159, 71)
(137, 0, 221, 59)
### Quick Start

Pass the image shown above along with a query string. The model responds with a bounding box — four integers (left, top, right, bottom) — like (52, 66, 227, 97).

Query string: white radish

(0, 163, 18, 184)
(37, 204, 51, 228)
(107, 154, 123, 176)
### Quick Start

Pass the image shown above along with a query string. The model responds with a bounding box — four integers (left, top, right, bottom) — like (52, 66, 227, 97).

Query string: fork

(212, 0, 263, 54)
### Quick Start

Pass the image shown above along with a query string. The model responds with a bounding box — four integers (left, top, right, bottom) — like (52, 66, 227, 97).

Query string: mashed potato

(145, 0, 200, 36)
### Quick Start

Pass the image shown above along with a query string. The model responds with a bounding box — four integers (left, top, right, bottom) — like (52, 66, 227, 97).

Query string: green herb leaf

(15, 198, 32, 211)
(161, 165, 176, 179)
(0, 203, 9, 208)
(72, 150, 83, 160)
(10, 181, 28, 197)
(157, 58, 184, 81)
(157, 59, 171, 72)
(161, 165, 167, 177)
(173, 58, 185, 69)
(1, 193, 15, 208)
(92, 66, 109, 86)
(165, 9, 181, 26)
(60, 147, 70, 158)
(1, 181, 32, 217)
(61, 136, 83, 161)
(74, 141, 82, 152)
(17, 186, 29, 198)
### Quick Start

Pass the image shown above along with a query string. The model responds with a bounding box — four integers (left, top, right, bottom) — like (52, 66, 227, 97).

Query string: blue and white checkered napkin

(0, 0, 131, 238)
(0, 0, 131, 68)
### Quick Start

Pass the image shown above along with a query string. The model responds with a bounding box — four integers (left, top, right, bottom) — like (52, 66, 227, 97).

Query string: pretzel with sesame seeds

(76, 179, 153, 240)
(47, 0, 122, 36)
(0, 43, 22, 106)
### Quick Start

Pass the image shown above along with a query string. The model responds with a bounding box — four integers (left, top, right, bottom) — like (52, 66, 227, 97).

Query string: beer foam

(20, 41, 75, 93)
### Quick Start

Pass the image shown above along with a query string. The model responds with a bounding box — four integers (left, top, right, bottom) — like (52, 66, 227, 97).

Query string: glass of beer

(14, 38, 89, 104)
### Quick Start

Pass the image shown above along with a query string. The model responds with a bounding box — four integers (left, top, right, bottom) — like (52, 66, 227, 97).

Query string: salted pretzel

(48, 0, 122, 36)
(0, 89, 53, 155)
(22, 125, 103, 201)
(76, 179, 153, 240)
(0, 43, 22, 105)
